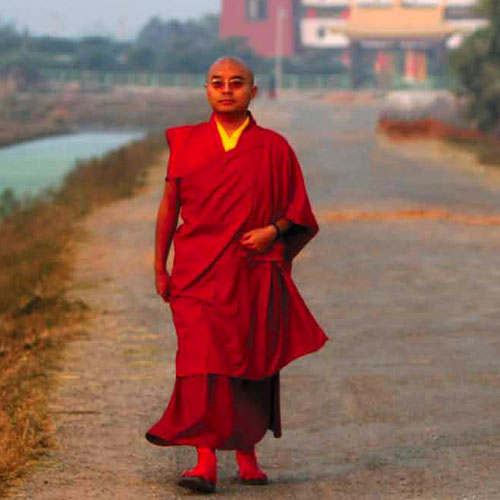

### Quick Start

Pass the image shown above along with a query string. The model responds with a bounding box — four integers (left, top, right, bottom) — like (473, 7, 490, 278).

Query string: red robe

(165, 112, 328, 380)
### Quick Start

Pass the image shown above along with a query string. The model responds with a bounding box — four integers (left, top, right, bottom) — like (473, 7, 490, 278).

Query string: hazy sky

(2, 0, 221, 39)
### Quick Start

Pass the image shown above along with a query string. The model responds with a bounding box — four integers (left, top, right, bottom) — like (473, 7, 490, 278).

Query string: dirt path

(10, 97, 500, 499)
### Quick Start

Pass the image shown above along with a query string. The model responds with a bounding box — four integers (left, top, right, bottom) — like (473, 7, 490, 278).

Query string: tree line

(0, 13, 344, 84)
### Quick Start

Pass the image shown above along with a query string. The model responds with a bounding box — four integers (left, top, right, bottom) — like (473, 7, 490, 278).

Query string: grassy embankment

(0, 93, 208, 495)
(378, 117, 500, 167)
(0, 87, 206, 146)
(0, 92, 71, 147)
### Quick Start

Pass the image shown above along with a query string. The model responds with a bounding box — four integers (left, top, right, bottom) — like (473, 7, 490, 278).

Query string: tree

(133, 14, 269, 74)
(75, 36, 118, 71)
(0, 19, 21, 53)
(135, 14, 221, 72)
(137, 14, 219, 54)
(450, 0, 500, 132)
(29, 35, 76, 55)
(129, 46, 155, 71)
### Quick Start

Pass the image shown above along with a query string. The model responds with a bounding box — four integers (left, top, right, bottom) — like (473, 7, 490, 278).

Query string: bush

(449, 0, 500, 132)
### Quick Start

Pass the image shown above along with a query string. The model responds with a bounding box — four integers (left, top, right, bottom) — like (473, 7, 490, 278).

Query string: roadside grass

(444, 135, 500, 167)
(377, 117, 500, 167)
(0, 102, 207, 494)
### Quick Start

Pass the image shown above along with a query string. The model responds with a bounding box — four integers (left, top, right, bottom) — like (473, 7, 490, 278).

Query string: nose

(222, 81, 232, 93)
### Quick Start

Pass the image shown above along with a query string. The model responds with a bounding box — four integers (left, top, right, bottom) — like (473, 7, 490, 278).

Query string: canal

(0, 130, 145, 198)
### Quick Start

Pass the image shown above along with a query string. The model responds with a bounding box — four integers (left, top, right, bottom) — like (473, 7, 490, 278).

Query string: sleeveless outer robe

(166, 113, 328, 380)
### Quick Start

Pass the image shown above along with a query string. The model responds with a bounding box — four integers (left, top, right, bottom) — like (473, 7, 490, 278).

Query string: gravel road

(10, 95, 500, 499)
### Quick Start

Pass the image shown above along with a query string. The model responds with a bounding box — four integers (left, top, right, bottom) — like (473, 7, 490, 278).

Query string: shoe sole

(178, 475, 216, 493)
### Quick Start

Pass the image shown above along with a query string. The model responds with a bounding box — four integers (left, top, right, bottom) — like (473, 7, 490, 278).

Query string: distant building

(219, 0, 299, 58)
(219, 0, 487, 84)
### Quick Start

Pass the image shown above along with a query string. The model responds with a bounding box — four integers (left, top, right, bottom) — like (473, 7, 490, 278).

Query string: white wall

(301, 19, 350, 47)
(444, 0, 477, 6)
(401, 0, 440, 6)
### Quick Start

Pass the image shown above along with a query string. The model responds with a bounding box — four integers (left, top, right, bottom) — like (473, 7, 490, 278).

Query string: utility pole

(274, 6, 286, 98)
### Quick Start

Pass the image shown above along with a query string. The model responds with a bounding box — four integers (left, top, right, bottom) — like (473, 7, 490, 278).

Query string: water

(0, 130, 145, 197)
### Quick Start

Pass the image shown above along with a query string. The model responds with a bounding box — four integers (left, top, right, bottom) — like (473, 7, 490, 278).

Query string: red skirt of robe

(145, 373, 281, 450)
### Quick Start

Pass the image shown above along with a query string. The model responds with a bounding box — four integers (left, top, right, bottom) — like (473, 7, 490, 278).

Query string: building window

(317, 26, 326, 39)
(444, 6, 480, 20)
(246, 0, 268, 21)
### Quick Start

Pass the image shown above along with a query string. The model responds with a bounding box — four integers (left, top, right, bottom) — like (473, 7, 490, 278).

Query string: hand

(239, 225, 277, 253)
(155, 270, 171, 303)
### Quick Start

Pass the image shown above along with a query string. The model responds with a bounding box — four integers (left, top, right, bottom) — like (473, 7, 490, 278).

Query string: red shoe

(178, 448, 217, 493)
(178, 469, 216, 493)
(236, 448, 269, 485)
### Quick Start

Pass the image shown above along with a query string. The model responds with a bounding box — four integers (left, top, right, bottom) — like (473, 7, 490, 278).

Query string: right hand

(155, 270, 171, 303)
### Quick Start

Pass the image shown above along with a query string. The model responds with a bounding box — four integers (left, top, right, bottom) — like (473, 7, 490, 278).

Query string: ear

(250, 85, 259, 100)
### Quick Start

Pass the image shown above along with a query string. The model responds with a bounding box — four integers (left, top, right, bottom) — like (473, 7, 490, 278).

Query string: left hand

(239, 225, 277, 253)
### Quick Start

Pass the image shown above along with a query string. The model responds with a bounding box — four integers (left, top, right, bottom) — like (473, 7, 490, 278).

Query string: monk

(145, 57, 328, 494)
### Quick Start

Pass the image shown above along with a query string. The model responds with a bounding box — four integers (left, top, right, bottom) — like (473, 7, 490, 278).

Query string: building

(219, 0, 298, 58)
(219, 0, 487, 84)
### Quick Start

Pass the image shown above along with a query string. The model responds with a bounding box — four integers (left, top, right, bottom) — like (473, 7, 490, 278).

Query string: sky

(1, 0, 221, 40)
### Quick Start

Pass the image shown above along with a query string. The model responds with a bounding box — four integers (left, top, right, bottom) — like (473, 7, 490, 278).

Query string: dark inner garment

(146, 372, 281, 451)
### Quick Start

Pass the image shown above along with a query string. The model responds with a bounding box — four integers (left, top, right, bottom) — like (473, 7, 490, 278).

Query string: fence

(39, 69, 456, 91)
(40, 69, 354, 90)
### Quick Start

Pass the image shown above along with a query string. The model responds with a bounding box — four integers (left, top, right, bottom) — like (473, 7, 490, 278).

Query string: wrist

(268, 222, 280, 240)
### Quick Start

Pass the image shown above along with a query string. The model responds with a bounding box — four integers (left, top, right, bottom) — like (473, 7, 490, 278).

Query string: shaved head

(206, 57, 255, 85)
(204, 56, 258, 118)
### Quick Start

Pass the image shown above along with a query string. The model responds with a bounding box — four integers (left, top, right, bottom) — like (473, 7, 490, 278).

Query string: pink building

(219, 0, 298, 58)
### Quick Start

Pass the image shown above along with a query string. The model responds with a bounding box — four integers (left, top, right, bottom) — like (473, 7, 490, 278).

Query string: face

(205, 60, 258, 116)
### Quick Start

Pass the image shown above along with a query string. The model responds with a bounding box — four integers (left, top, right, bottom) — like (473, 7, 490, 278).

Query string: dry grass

(444, 135, 500, 167)
(377, 117, 500, 168)
(0, 101, 207, 494)
(377, 117, 486, 142)
(0, 93, 72, 147)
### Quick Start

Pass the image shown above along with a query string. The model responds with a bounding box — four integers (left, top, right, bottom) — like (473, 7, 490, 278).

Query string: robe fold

(164, 112, 328, 380)
(145, 373, 281, 450)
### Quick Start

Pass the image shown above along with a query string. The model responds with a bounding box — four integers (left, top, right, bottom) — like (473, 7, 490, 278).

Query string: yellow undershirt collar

(215, 115, 250, 152)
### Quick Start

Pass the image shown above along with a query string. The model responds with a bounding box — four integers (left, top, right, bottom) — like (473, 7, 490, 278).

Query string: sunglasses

(208, 79, 251, 90)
